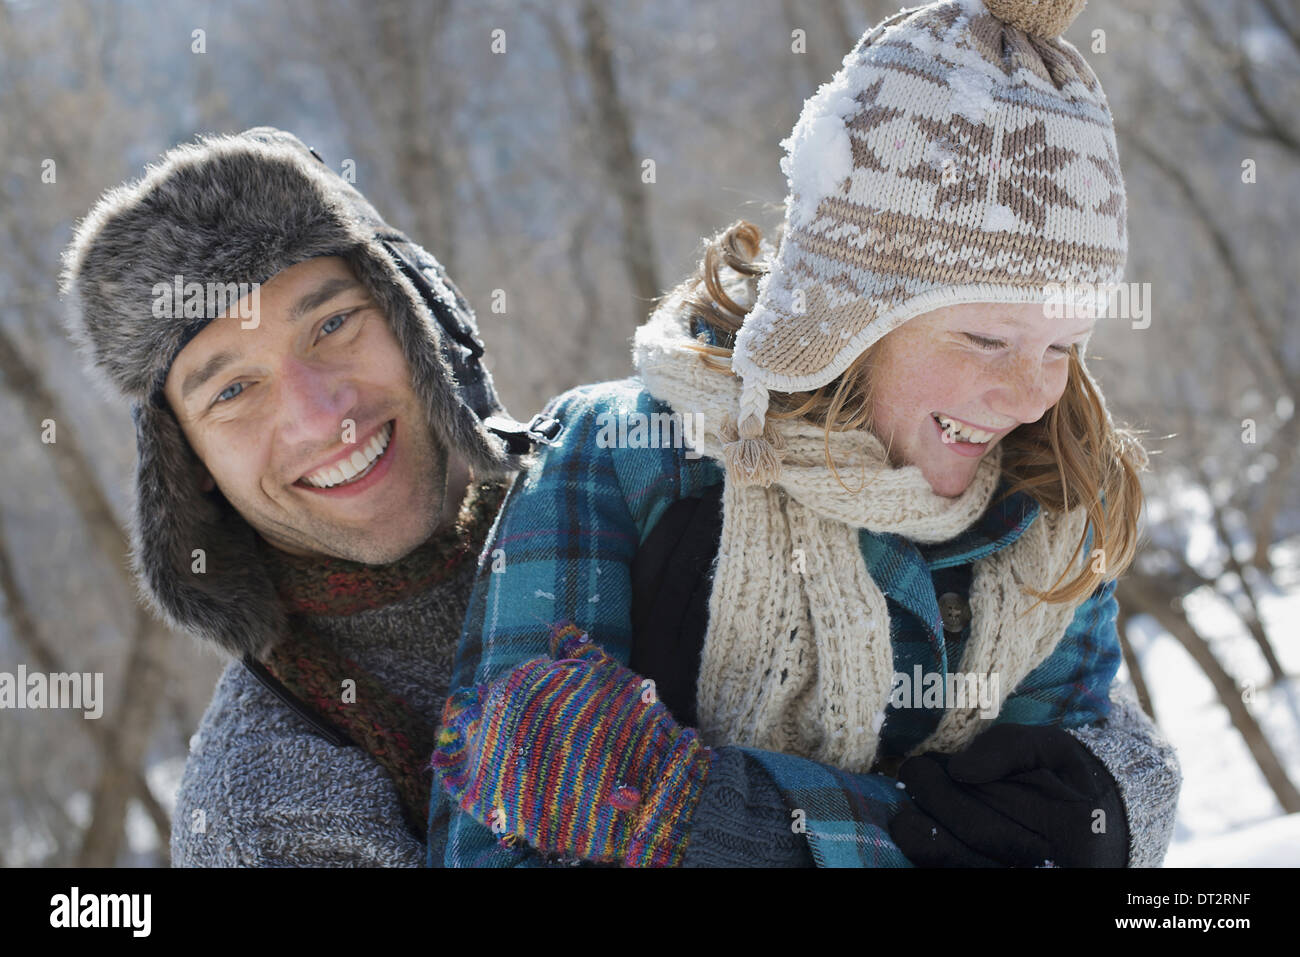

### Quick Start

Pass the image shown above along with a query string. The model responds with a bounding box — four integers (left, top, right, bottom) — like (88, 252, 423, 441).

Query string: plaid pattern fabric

(436, 378, 1121, 867)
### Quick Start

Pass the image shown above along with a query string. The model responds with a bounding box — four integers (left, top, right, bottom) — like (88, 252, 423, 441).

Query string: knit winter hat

(727, 0, 1126, 484)
(60, 127, 543, 659)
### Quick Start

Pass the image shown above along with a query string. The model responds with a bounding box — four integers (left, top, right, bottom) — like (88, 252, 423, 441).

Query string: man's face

(164, 256, 454, 562)
(868, 301, 1095, 498)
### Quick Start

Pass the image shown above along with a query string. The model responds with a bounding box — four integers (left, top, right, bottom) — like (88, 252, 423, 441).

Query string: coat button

(938, 591, 971, 634)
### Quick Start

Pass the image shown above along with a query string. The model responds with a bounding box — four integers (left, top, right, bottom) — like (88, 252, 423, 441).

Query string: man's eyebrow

(181, 348, 243, 403)
(289, 277, 364, 323)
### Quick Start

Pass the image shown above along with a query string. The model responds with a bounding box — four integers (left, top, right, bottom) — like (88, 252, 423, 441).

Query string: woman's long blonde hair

(674, 220, 1149, 607)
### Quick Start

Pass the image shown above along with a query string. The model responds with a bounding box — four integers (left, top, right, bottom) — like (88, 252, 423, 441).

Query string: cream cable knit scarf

(632, 288, 1092, 773)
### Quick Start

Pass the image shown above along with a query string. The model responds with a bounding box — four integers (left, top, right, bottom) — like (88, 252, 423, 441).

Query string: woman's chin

(922, 461, 979, 499)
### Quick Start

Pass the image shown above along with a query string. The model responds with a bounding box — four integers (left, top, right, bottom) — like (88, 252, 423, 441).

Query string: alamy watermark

(891, 666, 999, 718)
(1, 666, 103, 719)
(49, 887, 150, 937)
(152, 274, 261, 329)
(594, 410, 705, 459)
(1042, 281, 1151, 330)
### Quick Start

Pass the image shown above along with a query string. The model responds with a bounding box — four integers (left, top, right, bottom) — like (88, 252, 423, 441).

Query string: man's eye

(319, 310, 354, 339)
(214, 381, 245, 405)
(1050, 343, 1074, 355)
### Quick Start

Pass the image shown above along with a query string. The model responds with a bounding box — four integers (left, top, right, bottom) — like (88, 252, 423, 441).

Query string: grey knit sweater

(171, 557, 475, 867)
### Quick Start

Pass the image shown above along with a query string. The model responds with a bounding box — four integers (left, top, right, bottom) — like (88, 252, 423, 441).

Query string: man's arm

(1065, 681, 1182, 868)
(172, 663, 425, 868)
(681, 678, 1181, 868)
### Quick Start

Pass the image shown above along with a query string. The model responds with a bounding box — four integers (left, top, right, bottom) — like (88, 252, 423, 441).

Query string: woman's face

(867, 301, 1096, 498)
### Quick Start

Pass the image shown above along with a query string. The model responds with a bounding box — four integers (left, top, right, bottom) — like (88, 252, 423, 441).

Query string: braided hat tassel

(723, 379, 783, 486)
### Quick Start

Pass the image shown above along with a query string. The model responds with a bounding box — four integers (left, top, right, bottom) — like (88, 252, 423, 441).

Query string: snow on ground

(1133, 535, 1300, 866)
(1165, 812, 1300, 866)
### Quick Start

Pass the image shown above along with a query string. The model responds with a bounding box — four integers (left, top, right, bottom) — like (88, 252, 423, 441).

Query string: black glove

(889, 722, 1129, 868)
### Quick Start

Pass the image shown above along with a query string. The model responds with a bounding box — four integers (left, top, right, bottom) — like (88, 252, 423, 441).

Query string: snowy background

(1144, 534, 1300, 866)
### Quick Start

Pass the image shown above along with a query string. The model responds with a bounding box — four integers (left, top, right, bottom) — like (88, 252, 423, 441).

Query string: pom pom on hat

(983, 0, 1087, 39)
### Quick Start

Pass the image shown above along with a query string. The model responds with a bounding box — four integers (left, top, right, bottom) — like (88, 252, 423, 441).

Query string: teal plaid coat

(431, 378, 1121, 867)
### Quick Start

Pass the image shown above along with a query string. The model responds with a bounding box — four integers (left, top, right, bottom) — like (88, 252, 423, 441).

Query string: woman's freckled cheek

(881, 332, 967, 424)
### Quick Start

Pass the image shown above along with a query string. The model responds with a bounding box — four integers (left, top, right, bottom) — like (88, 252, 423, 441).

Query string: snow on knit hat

(726, 0, 1127, 485)
(60, 127, 550, 659)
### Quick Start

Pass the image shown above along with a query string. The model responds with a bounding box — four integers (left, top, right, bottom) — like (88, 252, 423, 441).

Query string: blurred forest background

(1, 0, 1297, 866)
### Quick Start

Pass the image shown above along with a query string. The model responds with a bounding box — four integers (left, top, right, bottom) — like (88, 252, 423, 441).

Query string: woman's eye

(214, 381, 245, 405)
(965, 334, 1073, 356)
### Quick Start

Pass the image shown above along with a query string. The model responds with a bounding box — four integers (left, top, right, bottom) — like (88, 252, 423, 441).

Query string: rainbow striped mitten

(431, 624, 715, 866)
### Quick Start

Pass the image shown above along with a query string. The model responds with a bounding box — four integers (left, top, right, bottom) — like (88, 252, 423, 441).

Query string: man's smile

(293, 419, 398, 495)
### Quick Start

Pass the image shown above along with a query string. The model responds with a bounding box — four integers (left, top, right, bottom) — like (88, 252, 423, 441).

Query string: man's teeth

(302, 422, 392, 488)
(934, 414, 994, 444)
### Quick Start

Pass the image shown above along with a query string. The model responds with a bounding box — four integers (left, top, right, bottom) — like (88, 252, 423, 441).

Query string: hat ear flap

(130, 401, 284, 659)
(341, 244, 521, 481)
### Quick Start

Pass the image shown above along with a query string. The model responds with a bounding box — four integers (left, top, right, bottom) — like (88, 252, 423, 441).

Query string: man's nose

(275, 356, 358, 443)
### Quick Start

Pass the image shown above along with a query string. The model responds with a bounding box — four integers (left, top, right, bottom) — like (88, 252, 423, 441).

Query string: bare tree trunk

(577, 0, 661, 314)
(1247, 414, 1300, 573)
(1118, 574, 1300, 813)
(76, 611, 172, 866)
(1122, 126, 1299, 581)
(1116, 604, 1156, 723)
(374, 0, 461, 277)
(0, 329, 137, 586)
(568, 209, 604, 374)
(291, 0, 463, 275)
(1129, 0, 1300, 576)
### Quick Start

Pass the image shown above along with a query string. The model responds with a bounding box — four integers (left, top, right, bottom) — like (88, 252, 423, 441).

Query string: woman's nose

(990, 353, 1059, 425)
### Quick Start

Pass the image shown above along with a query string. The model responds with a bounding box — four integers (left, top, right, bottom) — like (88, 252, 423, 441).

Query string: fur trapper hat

(61, 127, 536, 658)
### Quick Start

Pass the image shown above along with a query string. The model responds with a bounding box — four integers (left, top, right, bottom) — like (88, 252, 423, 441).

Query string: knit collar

(257, 480, 507, 617)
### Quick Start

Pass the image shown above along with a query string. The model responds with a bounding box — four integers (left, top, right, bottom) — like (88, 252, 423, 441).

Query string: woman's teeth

(301, 421, 393, 488)
(933, 413, 994, 445)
